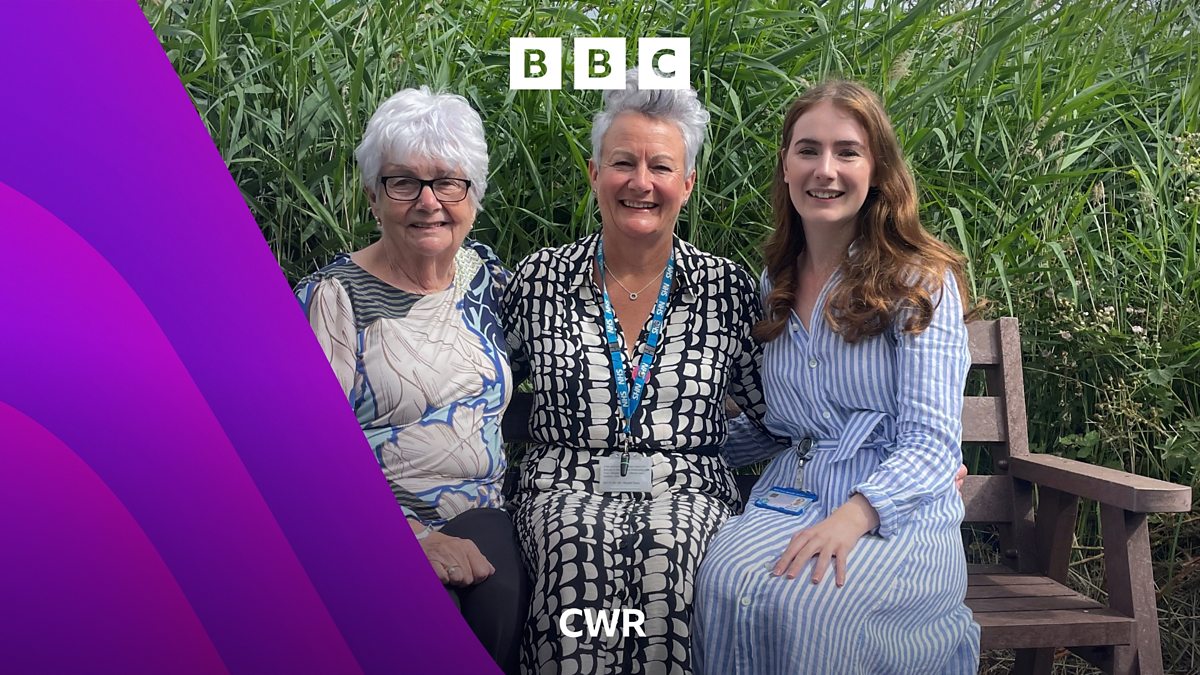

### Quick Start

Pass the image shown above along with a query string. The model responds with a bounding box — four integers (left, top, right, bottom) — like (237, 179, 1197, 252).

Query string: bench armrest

(1007, 454, 1192, 513)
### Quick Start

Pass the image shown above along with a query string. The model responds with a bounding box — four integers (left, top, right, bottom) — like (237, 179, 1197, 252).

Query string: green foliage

(145, 1, 1197, 667)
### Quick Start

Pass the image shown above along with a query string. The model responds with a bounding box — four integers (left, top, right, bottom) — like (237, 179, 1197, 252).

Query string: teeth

(808, 191, 842, 199)
(621, 200, 657, 208)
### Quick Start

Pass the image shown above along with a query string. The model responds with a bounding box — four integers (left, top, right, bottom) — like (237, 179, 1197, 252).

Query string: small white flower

(1059, 330, 1073, 341)
(1132, 325, 1145, 335)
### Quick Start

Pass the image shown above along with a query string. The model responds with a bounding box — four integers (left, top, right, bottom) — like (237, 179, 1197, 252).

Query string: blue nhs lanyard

(597, 239, 674, 475)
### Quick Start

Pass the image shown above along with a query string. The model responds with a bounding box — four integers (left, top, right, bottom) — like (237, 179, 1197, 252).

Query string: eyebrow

(607, 149, 678, 164)
(792, 138, 866, 149)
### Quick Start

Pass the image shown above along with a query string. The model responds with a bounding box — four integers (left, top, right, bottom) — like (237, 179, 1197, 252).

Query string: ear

(781, 150, 792, 184)
(588, 158, 599, 188)
(364, 183, 383, 222)
(682, 169, 696, 203)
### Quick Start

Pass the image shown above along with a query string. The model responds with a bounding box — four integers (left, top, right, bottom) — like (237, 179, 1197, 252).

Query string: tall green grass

(145, 0, 1198, 670)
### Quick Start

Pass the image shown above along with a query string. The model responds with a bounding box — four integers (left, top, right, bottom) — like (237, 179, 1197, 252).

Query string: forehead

(380, 158, 459, 177)
(789, 100, 868, 144)
(600, 112, 686, 158)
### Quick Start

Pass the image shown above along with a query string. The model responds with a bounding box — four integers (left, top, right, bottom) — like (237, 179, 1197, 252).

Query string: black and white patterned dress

(502, 234, 779, 675)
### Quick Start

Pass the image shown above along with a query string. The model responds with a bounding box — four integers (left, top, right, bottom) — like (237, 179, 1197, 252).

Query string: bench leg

(1101, 504, 1164, 675)
(1013, 648, 1054, 674)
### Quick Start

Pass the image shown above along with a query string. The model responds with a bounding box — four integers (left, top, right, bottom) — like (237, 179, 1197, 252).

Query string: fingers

(772, 526, 856, 587)
(811, 548, 834, 585)
(466, 547, 495, 582)
(955, 463, 968, 492)
(444, 563, 471, 587)
(430, 559, 451, 585)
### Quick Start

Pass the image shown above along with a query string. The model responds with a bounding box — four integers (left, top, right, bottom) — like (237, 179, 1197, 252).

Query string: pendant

(629, 292, 638, 300)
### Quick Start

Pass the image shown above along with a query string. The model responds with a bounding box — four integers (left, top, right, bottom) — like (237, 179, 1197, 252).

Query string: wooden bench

(502, 317, 1192, 674)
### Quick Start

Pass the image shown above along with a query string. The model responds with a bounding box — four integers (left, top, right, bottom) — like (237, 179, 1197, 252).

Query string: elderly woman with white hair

(294, 87, 525, 674)
(502, 70, 782, 674)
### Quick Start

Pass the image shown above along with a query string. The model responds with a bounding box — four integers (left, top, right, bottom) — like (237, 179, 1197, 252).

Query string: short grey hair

(590, 69, 710, 173)
(355, 87, 489, 210)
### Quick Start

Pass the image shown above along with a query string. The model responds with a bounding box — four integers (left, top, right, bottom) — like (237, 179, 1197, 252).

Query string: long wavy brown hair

(755, 80, 972, 344)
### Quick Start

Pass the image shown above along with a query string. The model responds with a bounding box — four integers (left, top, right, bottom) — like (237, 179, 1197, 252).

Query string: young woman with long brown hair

(693, 80, 980, 674)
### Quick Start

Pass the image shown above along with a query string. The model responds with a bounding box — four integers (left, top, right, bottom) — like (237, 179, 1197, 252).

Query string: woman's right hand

(421, 531, 495, 587)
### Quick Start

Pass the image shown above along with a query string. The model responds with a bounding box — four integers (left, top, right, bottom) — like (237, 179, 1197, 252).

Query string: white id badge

(598, 454, 652, 493)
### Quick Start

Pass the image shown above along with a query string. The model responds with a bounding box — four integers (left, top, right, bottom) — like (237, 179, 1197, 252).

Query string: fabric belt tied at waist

(794, 410, 889, 463)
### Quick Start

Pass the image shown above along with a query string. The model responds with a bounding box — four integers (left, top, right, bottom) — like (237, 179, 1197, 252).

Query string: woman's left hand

(772, 493, 880, 587)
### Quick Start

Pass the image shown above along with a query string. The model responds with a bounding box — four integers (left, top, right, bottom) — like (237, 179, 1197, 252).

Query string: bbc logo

(509, 37, 690, 90)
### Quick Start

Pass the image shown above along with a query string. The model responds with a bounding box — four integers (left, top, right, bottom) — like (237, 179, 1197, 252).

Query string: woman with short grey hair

(503, 70, 781, 674)
(295, 86, 525, 674)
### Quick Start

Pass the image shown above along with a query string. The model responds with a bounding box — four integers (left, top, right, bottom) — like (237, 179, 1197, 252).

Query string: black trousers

(440, 508, 528, 675)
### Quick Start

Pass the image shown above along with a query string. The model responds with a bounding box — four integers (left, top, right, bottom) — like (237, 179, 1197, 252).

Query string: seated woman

(694, 80, 981, 674)
(502, 70, 783, 674)
(294, 87, 526, 674)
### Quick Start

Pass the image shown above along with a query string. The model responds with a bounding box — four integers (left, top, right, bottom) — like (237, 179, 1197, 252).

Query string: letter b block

(510, 38, 563, 90)
(574, 38, 626, 90)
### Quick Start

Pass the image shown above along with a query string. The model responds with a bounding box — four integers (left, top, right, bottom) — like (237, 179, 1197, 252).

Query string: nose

(814, 151, 835, 180)
(415, 183, 442, 209)
(629, 164, 652, 191)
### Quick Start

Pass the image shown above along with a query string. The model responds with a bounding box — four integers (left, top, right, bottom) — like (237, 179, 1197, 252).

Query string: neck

(368, 236, 455, 293)
(800, 223, 857, 279)
(600, 229, 674, 281)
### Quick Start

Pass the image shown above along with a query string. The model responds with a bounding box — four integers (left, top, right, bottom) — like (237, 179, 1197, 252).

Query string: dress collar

(567, 232, 700, 294)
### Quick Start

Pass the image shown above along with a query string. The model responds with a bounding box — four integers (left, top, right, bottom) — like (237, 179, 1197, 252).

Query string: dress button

(808, 358, 818, 368)
(740, 596, 752, 607)
(822, 410, 831, 419)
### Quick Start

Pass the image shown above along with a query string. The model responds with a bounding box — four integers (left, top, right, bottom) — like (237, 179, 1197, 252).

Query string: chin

(611, 216, 672, 239)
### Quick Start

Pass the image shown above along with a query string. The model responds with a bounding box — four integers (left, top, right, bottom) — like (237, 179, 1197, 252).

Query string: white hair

(355, 87, 489, 210)
(590, 69, 710, 173)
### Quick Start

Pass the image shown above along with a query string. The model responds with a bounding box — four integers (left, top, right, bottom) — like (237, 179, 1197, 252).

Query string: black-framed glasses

(379, 175, 472, 202)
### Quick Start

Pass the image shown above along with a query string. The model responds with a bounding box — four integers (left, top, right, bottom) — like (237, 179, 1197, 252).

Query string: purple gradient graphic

(0, 2, 495, 673)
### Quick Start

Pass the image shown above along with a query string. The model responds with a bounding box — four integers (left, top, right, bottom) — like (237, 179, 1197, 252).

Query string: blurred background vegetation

(143, 0, 1197, 670)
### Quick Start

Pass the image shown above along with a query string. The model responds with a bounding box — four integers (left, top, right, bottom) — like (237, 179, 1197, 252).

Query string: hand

(420, 531, 495, 588)
(772, 494, 879, 587)
(955, 463, 968, 493)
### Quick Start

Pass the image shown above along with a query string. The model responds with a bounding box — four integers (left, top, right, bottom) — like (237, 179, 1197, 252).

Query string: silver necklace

(604, 263, 661, 301)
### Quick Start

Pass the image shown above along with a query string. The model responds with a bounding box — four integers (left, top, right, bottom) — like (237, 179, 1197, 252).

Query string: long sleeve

(852, 272, 970, 538)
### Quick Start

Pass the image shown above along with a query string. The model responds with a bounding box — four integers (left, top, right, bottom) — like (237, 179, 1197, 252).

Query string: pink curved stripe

(0, 180, 364, 673)
(0, 401, 228, 674)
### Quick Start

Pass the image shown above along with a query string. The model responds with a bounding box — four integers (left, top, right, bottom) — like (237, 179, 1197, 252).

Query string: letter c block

(638, 37, 690, 89)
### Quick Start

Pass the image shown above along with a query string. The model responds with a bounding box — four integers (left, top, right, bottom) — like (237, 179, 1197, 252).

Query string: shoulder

(511, 234, 595, 282)
(294, 253, 357, 303)
(675, 238, 758, 297)
(463, 238, 507, 274)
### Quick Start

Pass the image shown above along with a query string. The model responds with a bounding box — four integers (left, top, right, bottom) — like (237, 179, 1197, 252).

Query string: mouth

(806, 190, 845, 200)
(409, 221, 450, 229)
(619, 199, 659, 211)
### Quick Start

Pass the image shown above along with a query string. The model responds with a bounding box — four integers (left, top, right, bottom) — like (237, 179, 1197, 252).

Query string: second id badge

(598, 453, 652, 493)
(753, 486, 818, 515)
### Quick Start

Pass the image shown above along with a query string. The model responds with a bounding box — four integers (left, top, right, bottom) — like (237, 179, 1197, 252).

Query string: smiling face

(368, 158, 475, 262)
(589, 112, 695, 243)
(782, 100, 875, 236)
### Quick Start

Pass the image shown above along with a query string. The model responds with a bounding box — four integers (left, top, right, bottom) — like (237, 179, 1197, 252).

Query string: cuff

(851, 483, 898, 539)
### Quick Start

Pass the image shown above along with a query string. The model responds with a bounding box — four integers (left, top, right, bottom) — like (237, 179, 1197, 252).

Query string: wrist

(408, 519, 434, 541)
(844, 493, 880, 534)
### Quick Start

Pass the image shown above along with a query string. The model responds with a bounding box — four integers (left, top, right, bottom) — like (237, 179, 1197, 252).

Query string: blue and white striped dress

(693, 267, 980, 674)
